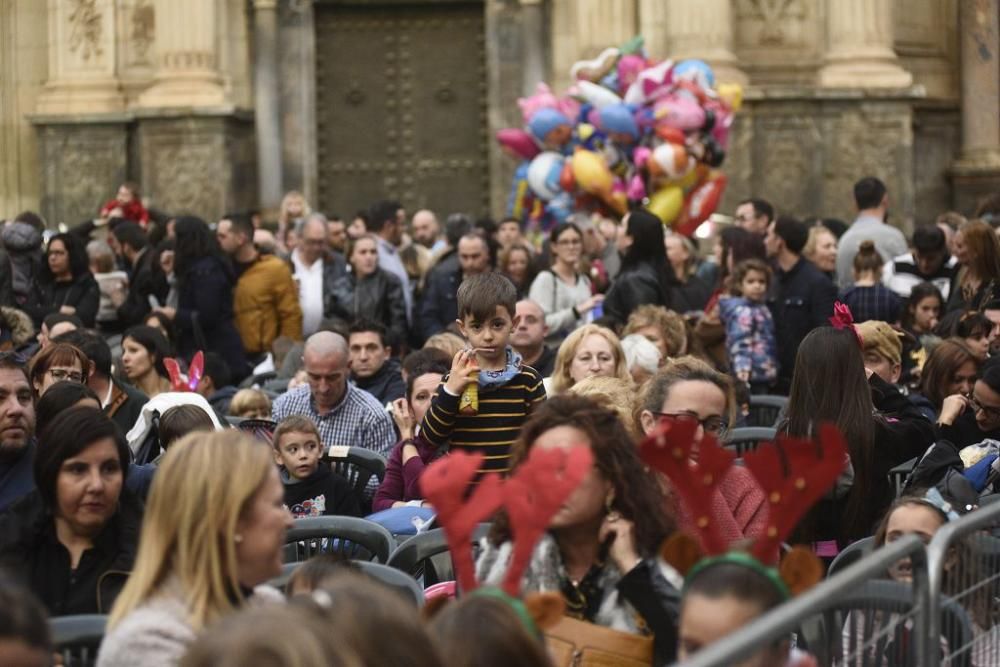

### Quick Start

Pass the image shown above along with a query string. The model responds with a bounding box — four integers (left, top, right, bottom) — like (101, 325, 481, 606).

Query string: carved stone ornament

(737, 0, 805, 44)
(68, 0, 104, 61)
(130, 1, 155, 64)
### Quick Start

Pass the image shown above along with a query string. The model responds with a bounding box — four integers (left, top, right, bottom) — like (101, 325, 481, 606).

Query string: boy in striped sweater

(420, 272, 546, 476)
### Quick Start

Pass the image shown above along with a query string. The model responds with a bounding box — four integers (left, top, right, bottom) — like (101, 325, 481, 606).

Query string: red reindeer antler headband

(420, 445, 593, 596)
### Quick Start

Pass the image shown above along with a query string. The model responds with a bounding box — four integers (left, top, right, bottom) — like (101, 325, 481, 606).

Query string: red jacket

(100, 199, 149, 226)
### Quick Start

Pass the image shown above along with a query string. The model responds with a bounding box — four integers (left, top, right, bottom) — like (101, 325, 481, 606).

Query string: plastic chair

(356, 560, 424, 606)
(284, 516, 395, 564)
(387, 524, 492, 587)
(724, 427, 776, 457)
(826, 536, 876, 579)
(809, 579, 973, 667)
(50, 614, 107, 667)
(325, 446, 387, 514)
(747, 394, 788, 428)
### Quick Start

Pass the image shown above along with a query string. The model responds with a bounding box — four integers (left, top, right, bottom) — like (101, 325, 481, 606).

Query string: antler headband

(420, 445, 593, 597)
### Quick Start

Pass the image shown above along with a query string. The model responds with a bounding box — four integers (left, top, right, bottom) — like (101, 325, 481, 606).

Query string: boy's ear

(271, 447, 283, 466)
(455, 319, 467, 338)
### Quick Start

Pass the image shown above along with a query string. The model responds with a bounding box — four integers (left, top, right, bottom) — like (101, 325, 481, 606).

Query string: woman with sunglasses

(637, 356, 770, 547)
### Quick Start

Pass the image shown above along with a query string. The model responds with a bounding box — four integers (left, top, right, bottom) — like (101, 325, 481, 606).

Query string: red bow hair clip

(829, 301, 863, 349)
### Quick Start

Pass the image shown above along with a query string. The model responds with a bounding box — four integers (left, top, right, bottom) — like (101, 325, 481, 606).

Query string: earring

(234, 534, 243, 544)
(605, 494, 615, 514)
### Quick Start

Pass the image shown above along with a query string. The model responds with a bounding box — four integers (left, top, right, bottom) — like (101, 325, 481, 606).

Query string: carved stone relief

(68, 0, 104, 61)
(129, 0, 155, 66)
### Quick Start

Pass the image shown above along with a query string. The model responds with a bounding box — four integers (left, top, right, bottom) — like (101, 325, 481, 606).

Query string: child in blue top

(719, 259, 778, 393)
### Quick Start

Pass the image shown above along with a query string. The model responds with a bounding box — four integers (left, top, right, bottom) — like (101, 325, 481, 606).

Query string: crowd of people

(1, 176, 1000, 666)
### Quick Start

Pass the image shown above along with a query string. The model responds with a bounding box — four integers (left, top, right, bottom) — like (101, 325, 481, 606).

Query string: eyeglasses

(653, 411, 728, 436)
(48, 368, 84, 383)
(969, 395, 1000, 419)
(555, 238, 582, 247)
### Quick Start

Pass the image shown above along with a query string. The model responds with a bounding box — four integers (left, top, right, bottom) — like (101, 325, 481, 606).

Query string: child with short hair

(273, 415, 361, 518)
(719, 259, 778, 393)
(420, 273, 546, 475)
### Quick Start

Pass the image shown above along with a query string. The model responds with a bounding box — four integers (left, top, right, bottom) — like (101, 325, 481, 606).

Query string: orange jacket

(233, 254, 303, 354)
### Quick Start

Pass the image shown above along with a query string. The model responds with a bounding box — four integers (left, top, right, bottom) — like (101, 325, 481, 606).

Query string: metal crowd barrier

(672, 534, 931, 667)
(925, 499, 1000, 665)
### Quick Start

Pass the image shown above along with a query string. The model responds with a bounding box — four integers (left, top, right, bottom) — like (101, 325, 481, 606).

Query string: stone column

(253, 0, 283, 210)
(818, 0, 912, 88)
(36, 0, 125, 114)
(519, 0, 546, 96)
(950, 0, 1000, 213)
(137, 0, 227, 107)
(664, 0, 747, 85)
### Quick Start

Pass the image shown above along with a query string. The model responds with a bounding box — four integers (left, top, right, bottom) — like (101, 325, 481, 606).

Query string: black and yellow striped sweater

(420, 365, 546, 475)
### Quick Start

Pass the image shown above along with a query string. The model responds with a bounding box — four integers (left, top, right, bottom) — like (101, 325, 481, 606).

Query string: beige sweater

(96, 580, 283, 667)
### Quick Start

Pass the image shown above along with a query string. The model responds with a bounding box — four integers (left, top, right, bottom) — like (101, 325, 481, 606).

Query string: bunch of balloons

(497, 36, 742, 237)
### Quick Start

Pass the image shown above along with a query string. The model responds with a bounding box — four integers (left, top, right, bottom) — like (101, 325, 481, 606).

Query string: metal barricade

(673, 534, 931, 667)
(925, 499, 1000, 666)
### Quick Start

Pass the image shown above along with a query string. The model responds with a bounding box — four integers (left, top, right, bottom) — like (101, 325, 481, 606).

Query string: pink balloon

(617, 55, 647, 94)
(633, 146, 652, 169)
(627, 174, 646, 201)
(496, 128, 541, 160)
(653, 94, 706, 132)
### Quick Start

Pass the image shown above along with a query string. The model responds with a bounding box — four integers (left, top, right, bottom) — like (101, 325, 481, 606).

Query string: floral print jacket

(719, 297, 778, 383)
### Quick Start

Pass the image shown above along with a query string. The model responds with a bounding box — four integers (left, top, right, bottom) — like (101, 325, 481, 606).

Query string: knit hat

(856, 320, 902, 366)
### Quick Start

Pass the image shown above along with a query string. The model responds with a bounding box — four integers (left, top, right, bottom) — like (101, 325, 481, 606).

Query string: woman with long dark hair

(603, 210, 677, 327)
(153, 216, 248, 382)
(780, 326, 935, 550)
(477, 394, 681, 665)
(25, 233, 100, 329)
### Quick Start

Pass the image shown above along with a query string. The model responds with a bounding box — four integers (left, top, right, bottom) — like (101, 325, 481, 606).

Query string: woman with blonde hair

(622, 304, 689, 361)
(948, 219, 1000, 313)
(549, 323, 630, 394)
(98, 431, 292, 667)
(277, 191, 311, 254)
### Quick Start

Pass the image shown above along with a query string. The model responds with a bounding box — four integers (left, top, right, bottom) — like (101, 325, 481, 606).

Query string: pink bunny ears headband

(163, 350, 203, 392)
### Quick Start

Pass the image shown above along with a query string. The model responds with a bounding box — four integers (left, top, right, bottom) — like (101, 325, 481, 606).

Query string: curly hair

(488, 395, 675, 557)
(622, 305, 688, 357)
(550, 324, 630, 394)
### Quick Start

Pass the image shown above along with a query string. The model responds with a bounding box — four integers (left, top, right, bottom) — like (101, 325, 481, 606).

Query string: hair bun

(858, 240, 877, 255)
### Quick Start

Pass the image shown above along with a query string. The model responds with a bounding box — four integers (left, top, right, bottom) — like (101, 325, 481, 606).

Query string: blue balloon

(598, 103, 639, 140)
(527, 108, 571, 143)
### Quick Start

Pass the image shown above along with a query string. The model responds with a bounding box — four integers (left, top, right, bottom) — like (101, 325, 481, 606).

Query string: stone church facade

(0, 0, 997, 232)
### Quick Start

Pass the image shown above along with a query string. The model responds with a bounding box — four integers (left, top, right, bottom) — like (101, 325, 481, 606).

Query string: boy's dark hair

(112, 221, 148, 252)
(348, 319, 389, 348)
(773, 216, 809, 255)
(730, 258, 772, 295)
(739, 198, 774, 224)
(456, 272, 517, 324)
(203, 352, 232, 389)
(853, 177, 887, 210)
(273, 415, 322, 451)
(159, 404, 215, 450)
(43, 312, 83, 332)
(913, 225, 946, 254)
(35, 381, 100, 436)
(13, 210, 46, 231)
(53, 328, 112, 377)
(981, 361, 1000, 394)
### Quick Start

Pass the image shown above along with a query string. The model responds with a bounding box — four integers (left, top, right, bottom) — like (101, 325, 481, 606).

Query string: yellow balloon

(717, 82, 743, 111)
(572, 149, 613, 196)
(647, 186, 684, 225)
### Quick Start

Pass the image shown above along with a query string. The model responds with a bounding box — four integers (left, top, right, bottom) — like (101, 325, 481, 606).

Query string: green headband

(683, 551, 791, 601)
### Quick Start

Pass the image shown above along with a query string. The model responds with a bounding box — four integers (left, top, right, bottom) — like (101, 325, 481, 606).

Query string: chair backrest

(387, 524, 492, 587)
(747, 394, 788, 428)
(826, 536, 876, 579)
(809, 579, 973, 667)
(284, 516, 395, 564)
(724, 426, 776, 457)
(326, 446, 388, 513)
(356, 560, 425, 606)
(50, 614, 107, 667)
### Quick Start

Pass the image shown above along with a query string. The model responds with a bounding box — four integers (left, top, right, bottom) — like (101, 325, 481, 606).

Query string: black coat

(419, 258, 461, 339)
(117, 247, 169, 328)
(0, 488, 142, 615)
(176, 255, 248, 381)
(327, 268, 407, 346)
(0, 248, 15, 308)
(603, 261, 671, 327)
(24, 272, 101, 328)
(767, 257, 839, 390)
(354, 358, 405, 405)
